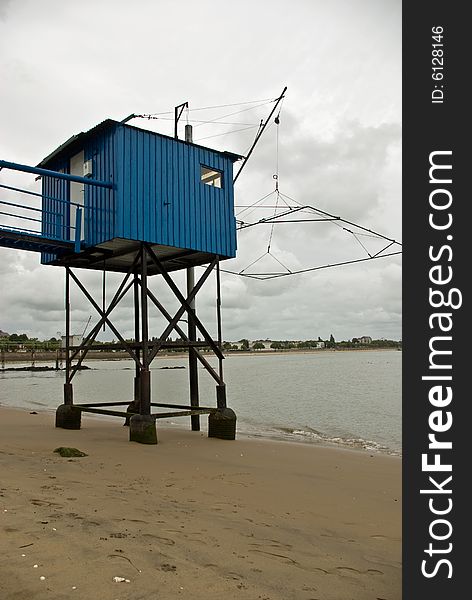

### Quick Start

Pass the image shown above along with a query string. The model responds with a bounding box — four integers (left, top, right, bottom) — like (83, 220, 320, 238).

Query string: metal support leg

(129, 245, 157, 444)
(64, 382, 73, 405)
(57, 267, 81, 429)
(65, 266, 71, 394)
(208, 263, 236, 440)
(140, 368, 151, 416)
(125, 274, 141, 426)
(216, 259, 224, 384)
(216, 384, 227, 409)
(187, 267, 200, 431)
(134, 272, 141, 405)
(129, 369, 156, 444)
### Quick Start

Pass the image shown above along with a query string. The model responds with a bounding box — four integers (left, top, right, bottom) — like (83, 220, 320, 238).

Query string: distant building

(358, 336, 372, 344)
(61, 335, 84, 348)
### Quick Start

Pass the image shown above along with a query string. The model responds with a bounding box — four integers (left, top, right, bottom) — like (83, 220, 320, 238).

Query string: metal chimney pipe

(185, 124, 193, 143)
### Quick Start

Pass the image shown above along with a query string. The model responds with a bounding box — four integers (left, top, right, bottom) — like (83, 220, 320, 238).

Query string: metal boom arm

(233, 86, 287, 184)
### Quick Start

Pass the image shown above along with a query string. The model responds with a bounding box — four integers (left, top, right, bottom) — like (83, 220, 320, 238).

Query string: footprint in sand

(370, 533, 401, 542)
(249, 538, 293, 551)
(335, 566, 384, 575)
(83, 520, 101, 527)
(142, 533, 175, 545)
(248, 549, 299, 566)
(127, 519, 148, 524)
(164, 529, 207, 545)
(362, 554, 402, 569)
(30, 499, 62, 508)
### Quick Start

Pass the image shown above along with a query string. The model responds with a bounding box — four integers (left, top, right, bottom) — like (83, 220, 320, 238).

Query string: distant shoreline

(1, 346, 400, 364)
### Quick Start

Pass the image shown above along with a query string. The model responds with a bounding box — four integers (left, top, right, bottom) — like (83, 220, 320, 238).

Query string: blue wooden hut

(39, 119, 240, 273)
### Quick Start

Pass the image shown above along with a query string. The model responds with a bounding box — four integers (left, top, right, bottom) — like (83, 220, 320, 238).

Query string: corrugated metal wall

(83, 132, 114, 246)
(114, 125, 236, 258)
(41, 158, 70, 264)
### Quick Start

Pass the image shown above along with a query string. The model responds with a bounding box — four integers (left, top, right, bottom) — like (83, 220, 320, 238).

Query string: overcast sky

(0, 0, 401, 343)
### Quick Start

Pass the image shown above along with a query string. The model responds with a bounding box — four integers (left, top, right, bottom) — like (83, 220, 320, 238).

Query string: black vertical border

(403, 3, 467, 598)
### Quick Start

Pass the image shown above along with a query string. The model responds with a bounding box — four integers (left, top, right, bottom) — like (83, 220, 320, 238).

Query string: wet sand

(0, 407, 401, 599)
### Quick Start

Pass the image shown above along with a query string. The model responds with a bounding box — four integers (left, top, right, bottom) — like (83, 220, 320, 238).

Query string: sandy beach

(0, 408, 401, 599)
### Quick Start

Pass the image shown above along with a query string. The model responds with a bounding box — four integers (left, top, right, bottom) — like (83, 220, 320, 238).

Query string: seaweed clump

(54, 447, 88, 458)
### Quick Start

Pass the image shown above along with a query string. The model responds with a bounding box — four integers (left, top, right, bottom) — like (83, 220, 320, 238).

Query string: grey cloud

(0, 0, 401, 342)
(0, 0, 12, 20)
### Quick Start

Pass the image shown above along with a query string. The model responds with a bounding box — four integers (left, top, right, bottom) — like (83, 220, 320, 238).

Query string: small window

(201, 166, 223, 188)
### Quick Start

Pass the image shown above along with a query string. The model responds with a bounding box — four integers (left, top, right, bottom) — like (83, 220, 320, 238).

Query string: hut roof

(38, 119, 243, 167)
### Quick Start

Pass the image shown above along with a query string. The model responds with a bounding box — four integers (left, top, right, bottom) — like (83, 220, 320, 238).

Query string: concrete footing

(55, 404, 82, 430)
(208, 408, 237, 440)
(129, 414, 158, 444)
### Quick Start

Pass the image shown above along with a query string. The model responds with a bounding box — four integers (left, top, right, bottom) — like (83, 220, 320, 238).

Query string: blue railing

(0, 186, 83, 252)
(0, 160, 113, 189)
(0, 159, 113, 254)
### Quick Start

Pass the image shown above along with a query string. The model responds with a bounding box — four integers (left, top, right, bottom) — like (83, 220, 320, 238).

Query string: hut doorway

(69, 150, 85, 242)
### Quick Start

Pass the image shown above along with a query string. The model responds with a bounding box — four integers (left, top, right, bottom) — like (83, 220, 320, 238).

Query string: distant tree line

(0, 333, 60, 351)
(336, 338, 402, 349)
(1, 331, 402, 353)
(222, 335, 401, 352)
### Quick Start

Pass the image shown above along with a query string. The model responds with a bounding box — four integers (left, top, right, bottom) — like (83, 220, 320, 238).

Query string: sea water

(0, 350, 401, 454)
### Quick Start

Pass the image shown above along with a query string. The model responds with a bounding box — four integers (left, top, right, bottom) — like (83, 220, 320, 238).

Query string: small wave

(243, 424, 400, 455)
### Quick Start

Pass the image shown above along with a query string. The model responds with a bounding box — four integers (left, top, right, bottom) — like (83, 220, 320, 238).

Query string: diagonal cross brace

(68, 270, 140, 368)
(145, 246, 224, 363)
(67, 278, 135, 381)
(68, 257, 139, 366)
(143, 284, 224, 386)
(67, 253, 141, 372)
